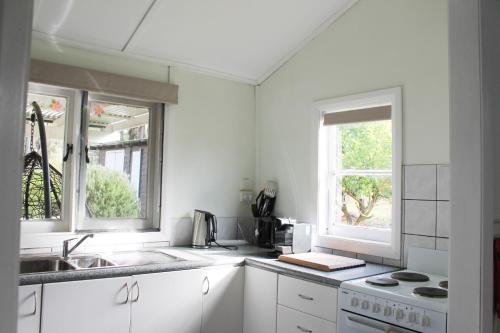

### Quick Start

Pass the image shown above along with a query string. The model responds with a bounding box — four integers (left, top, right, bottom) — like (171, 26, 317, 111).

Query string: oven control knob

(384, 306, 392, 316)
(361, 300, 370, 310)
(396, 309, 405, 321)
(408, 312, 417, 323)
(372, 303, 381, 313)
(351, 297, 359, 307)
(422, 315, 431, 327)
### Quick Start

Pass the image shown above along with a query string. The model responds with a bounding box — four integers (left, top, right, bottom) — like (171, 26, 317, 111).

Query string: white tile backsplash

(357, 253, 383, 264)
(437, 165, 450, 200)
(436, 238, 449, 251)
(332, 249, 357, 258)
(436, 201, 451, 237)
(382, 257, 402, 268)
(403, 234, 436, 266)
(216, 217, 238, 240)
(404, 165, 437, 200)
(404, 200, 436, 236)
(313, 246, 333, 254)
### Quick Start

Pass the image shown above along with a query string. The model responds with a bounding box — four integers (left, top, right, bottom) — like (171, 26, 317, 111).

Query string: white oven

(339, 310, 418, 333)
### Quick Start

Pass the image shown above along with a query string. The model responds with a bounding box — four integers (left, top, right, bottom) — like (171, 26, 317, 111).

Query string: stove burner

(439, 280, 448, 289)
(366, 277, 399, 287)
(390, 272, 430, 282)
(414, 287, 448, 298)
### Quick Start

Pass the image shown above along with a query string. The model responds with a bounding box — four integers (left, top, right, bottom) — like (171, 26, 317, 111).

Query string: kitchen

(0, 1, 498, 333)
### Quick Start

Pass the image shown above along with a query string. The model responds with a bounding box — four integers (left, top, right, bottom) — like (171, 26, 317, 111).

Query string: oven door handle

(346, 315, 402, 333)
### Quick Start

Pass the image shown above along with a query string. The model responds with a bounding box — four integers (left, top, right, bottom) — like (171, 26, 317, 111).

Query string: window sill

(20, 228, 170, 250)
(318, 233, 400, 260)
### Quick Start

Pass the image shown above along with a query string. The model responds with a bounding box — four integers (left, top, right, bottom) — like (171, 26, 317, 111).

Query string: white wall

(0, 0, 33, 331)
(30, 39, 255, 245)
(256, 0, 449, 222)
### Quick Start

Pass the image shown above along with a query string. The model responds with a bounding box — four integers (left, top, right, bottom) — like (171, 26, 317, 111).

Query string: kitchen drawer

(277, 305, 336, 333)
(278, 275, 337, 322)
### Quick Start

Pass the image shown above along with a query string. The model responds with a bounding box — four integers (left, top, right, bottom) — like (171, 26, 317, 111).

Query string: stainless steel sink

(66, 256, 116, 269)
(20, 257, 76, 274)
(19, 250, 183, 274)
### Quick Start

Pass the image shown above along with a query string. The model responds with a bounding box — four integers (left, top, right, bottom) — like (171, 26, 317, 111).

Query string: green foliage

(339, 120, 392, 225)
(86, 165, 139, 218)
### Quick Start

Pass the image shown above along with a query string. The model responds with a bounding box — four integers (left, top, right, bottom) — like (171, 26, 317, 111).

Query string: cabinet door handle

(202, 276, 210, 295)
(298, 294, 314, 301)
(122, 283, 130, 304)
(131, 281, 140, 302)
(31, 291, 37, 315)
(296, 325, 312, 333)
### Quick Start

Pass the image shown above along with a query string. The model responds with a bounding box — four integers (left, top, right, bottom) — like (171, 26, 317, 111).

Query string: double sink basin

(20, 250, 184, 274)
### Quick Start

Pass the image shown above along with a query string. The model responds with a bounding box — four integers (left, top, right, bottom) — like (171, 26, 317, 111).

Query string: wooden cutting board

(278, 252, 366, 272)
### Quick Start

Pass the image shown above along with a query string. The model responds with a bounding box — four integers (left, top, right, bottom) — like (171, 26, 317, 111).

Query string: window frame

(315, 87, 402, 259)
(21, 83, 81, 234)
(77, 92, 163, 232)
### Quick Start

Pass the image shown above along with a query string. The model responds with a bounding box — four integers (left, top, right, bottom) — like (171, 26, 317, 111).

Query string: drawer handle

(298, 294, 314, 301)
(296, 325, 312, 333)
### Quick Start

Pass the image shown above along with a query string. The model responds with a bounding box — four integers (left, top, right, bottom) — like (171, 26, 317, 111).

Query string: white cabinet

(202, 266, 244, 333)
(277, 305, 336, 333)
(41, 277, 131, 333)
(130, 269, 205, 333)
(243, 266, 278, 333)
(18, 284, 41, 333)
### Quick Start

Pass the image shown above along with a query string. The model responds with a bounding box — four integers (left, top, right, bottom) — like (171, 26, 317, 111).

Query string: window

(21, 84, 163, 233)
(78, 94, 163, 231)
(316, 88, 402, 259)
(21, 83, 76, 233)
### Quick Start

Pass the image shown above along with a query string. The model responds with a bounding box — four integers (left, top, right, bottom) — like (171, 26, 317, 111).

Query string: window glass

(85, 100, 150, 219)
(330, 120, 392, 231)
(21, 92, 67, 220)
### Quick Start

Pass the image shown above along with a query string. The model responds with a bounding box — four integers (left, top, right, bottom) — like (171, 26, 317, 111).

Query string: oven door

(339, 310, 419, 333)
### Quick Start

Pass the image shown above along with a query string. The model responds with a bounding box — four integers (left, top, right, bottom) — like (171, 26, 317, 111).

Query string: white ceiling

(32, 0, 356, 84)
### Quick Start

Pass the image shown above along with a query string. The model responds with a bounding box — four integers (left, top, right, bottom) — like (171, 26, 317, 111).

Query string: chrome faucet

(62, 234, 94, 259)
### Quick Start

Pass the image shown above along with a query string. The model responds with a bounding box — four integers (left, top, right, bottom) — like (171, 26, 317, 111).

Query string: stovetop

(341, 269, 448, 313)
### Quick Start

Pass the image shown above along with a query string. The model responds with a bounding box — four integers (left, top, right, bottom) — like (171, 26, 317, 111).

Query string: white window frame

(315, 87, 402, 259)
(21, 83, 81, 234)
(77, 93, 163, 232)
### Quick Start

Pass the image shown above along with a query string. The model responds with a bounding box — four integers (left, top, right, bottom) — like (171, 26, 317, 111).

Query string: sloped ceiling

(32, 0, 357, 84)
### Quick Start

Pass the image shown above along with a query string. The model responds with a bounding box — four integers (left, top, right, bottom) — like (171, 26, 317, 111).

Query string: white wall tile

(404, 200, 437, 236)
(436, 201, 451, 237)
(143, 241, 170, 248)
(403, 234, 436, 266)
(436, 238, 449, 251)
(313, 246, 333, 254)
(357, 253, 383, 264)
(404, 165, 437, 200)
(383, 257, 402, 268)
(20, 247, 52, 255)
(170, 217, 194, 246)
(216, 217, 238, 240)
(437, 165, 450, 200)
(332, 249, 357, 258)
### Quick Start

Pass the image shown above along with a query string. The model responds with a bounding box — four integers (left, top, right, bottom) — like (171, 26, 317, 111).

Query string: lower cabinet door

(277, 305, 336, 333)
(202, 266, 244, 333)
(41, 277, 131, 333)
(18, 284, 41, 333)
(243, 266, 278, 333)
(130, 269, 205, 333)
